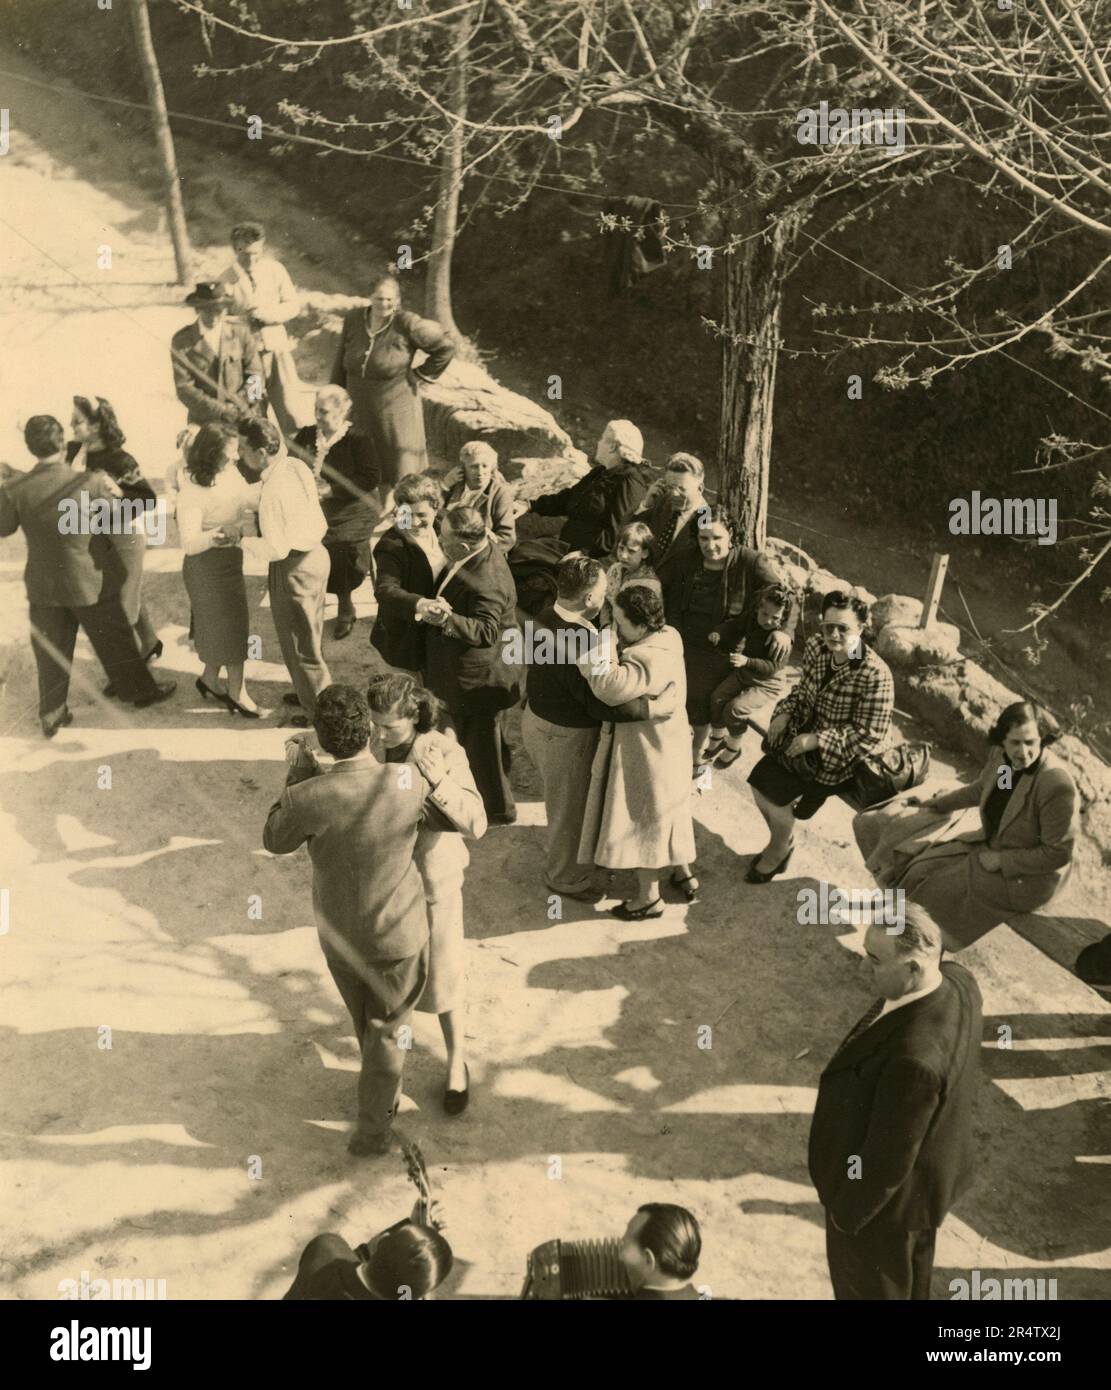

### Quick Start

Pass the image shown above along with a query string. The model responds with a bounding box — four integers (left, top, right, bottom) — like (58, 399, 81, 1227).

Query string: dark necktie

(832, 997, 885, 1058)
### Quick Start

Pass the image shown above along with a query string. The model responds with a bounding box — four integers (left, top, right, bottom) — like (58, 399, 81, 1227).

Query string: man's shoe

(347, 1129, 394, 1157)
(488, 811, 517, 827)
(1075, 937, 1111, 990)
(333, 616, 356, 640)
(281, 692, 303, 707)
(41, 708, 73, 739)
(133, 680, 177, 709)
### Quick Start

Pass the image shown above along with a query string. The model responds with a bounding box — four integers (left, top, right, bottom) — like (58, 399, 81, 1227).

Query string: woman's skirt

(324, 537, 370, 595)
(415, 832, 467, 1013)
(349, 372, 426, 487)
(183, 547, 248, 666)
(684, 643, 732, 725)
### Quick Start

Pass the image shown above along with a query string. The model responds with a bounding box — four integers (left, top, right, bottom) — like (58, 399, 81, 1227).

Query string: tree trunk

(718, 209, 798, 548)
(424, 18, 469, 336)
(129, 0, 192, 286)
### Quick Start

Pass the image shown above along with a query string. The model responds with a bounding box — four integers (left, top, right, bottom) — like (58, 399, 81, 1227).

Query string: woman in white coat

(366, 672, 487, 1113)
(576, 584, 697, 919)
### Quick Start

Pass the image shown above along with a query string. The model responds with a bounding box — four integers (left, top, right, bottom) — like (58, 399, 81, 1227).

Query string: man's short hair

(238, 416, 282, 457)
(556, 554, 604, 603)
(887, 902, 943, 961)
(312, 684, 371, 759)
(443, 504, 485, 544)
(665, 451, 705, 481)
(367, 1222, 453, 1299)
(231, 220, 266, 245)
(634, 1203, 701, 1280)
(24, 415, 65, 459)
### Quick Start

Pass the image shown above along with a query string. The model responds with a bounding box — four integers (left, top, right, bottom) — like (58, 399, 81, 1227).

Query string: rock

(507, 453, 590, 497)
(872, 594, 923, 630)
(875, 622, 963, 669)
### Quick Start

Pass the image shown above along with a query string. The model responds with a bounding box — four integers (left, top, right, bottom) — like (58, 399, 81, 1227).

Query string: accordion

(521, 1238, 633, 1300)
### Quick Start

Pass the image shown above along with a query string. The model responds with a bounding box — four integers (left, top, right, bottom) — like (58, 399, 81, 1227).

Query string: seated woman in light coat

(366, 671, 487, 1112)
(853, 700, 1077, 952)
(574, 584, 697, 919)
(441, 441, 516, 550)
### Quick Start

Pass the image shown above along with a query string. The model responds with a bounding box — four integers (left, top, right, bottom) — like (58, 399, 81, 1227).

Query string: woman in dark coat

(369, 472, 447, 674)
(331, 271, 455, 509)
(291, 385, 379, 640)
(663, 507, 796, 775)
(853, 700, 1077, 952)
(69, 396, 161, 691)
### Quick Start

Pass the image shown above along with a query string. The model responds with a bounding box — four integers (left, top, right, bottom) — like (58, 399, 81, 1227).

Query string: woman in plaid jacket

(745, 591, 895, 882)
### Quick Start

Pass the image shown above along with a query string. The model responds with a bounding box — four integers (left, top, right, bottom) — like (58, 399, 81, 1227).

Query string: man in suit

(521, 554, 658, 901)
(422, 505, 520, 824)
(283, 1205, 452, 1301)
(0, 417, 175, 735)
(263, 684, 433, 1157)
(239, 416, 331, 727)
(171, 281, 266, 427)
(218, 220, 310, 436)
(808, 902, 982, 1299)
(619, 1203, 703, 1301)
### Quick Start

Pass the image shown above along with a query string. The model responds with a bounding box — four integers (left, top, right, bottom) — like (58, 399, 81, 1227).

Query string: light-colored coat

(853, 746, 1077, 947)
(576, 625, 695, 869)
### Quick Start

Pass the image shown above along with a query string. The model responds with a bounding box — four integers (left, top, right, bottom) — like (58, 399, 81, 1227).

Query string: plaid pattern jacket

(770, 635, 895, 786)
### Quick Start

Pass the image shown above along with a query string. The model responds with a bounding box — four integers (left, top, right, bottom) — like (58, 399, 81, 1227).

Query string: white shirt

(435, 536, 489, 598)
(410, 527, 447, 581)
(218, 257, 300, 352)
(198, 319, 224, 356)
(176, 468, 260, 556)
(552, 602, 597, 631)
(251, 454, 327, 562)
(878, 974, 943, 1021)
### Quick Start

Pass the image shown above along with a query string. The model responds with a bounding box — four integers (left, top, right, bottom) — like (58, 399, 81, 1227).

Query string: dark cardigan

(370, 528, 438, 672)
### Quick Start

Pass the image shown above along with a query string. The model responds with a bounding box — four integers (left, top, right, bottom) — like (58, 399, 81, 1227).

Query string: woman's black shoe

(225, 695, 262, 719)
(195, 677, 231, 707)
(443, 1063, 470, 1116)
(744, 847, 794, 884)
(670, 871, 700, 902)
(611, 898, 664, 920)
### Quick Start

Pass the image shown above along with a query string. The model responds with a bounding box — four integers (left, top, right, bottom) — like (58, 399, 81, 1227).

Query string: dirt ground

(1, 46, 1109, 1302)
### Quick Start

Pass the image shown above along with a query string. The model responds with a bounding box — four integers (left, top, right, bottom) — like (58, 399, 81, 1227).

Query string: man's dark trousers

(455, 708, 514, 822)
(30, 597, 158, 716)
(825, 1217, 936, 1300)
(322, 940, 428, 1138)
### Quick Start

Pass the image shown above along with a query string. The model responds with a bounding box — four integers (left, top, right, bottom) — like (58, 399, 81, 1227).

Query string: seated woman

(663, 507, 795, 776)
(746, 591, 895, 883)
(370, 472, 447, 675)
(627, 452, 709, 584)
(853, 700, 1078, 952)
(69, 395, 161, 684)
(705, 582, 796, 771)
(575, 584, 697, 917)
(366, 672, 486, 1111)
(598, 519, 661, 628)
(441, 441, 516, 550)
(291, 385, 379, 641)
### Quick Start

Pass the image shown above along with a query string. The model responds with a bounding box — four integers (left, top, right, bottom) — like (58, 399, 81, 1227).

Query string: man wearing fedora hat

(171, 282, 266, 427)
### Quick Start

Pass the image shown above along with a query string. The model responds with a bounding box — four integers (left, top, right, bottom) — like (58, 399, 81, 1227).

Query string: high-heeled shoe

(670, 871, 700, 902)
(611, 898, 664, 920)
(225, 694, 263, 719)
(196, 677, 231, 707)
(333, 616, 356, 640)
(443, 1063, 470, 1116)
(744, 846, 795, 884)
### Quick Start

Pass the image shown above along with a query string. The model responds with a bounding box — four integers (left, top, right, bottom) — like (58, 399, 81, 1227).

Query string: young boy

(705, 583, 795, 769)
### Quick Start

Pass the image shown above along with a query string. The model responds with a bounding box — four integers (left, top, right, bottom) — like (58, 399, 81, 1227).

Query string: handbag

(849, 741, 932, 810)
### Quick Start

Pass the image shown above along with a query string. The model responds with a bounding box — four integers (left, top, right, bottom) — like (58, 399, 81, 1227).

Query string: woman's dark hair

(367, 1222, 453, 1299)
(821, 589, 870, 626)
(312, 684, 371, 759)
(238, 416, 282, 457)
(24, 415, 65, 459)
(634, 1203, 701, 1281)
(186, 423, 235, 487)
(696, 505, 738, 547)
(366, 672, 446, 734)
(369, 268, 402, 297)
(988, 699, 1059, 749)
(74, 395, 126, 450)
(615, 583, 666, 633)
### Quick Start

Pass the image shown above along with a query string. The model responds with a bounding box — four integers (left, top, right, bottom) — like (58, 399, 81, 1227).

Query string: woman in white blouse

(176, 423, 264, 716)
